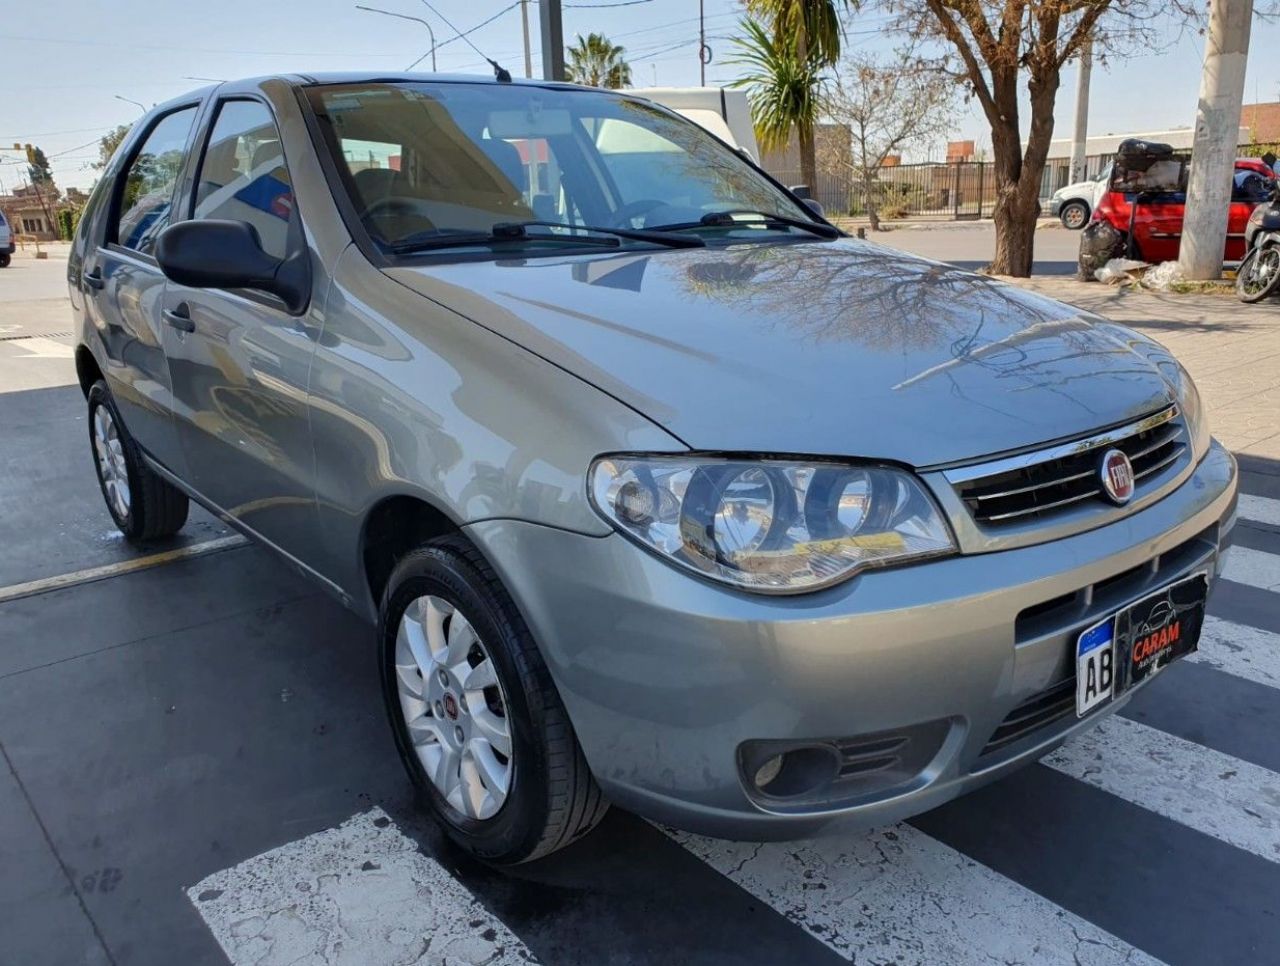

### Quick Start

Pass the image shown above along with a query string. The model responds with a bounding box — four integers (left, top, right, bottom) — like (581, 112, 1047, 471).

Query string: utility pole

(539, 0, 564, 81)
(520, 0, 533, 78)
(699, 0, 706, 87)
(1180, 0, 1253, 279)
(1069, 37, 1091, 184)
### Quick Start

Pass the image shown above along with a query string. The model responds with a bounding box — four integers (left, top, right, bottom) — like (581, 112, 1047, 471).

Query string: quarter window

(193, 100, 295, 260)
(114, 107, 198, 254)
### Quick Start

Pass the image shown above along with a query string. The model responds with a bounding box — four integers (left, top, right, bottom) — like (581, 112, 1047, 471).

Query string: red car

(1091, 158, 1277, 262)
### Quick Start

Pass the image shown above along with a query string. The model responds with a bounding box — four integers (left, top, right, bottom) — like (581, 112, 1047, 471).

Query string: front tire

(0, 253, 10, 268)
(87, 380, 189, 542)
(1237, 246, 1280, 303)
(379, 537, 608, 864)
(1059, 201, 1090, 230)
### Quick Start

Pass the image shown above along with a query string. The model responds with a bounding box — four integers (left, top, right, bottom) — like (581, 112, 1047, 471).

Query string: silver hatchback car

(70, 73, 1237, 864)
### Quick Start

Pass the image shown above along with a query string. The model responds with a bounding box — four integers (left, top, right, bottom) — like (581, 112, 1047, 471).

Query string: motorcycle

(1237, 180, 1280, 303)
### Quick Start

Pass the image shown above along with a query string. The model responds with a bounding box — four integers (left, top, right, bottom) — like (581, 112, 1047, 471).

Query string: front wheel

(0, 253, 10, 268)
(379, 537, 608, 864)
(1059, 200, 1090, 230)
(1237, 246, 1280, 303)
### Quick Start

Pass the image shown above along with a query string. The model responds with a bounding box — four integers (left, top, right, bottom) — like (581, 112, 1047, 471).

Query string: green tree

(25, 145, 53, 185)
(565, 33, 632, 89)
(735, 0, 855, 188)
(880, 0, 1200, 276)
(94, 124, 132, 170)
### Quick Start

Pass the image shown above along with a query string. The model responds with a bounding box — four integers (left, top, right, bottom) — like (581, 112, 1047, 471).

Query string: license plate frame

(1075, 571, 1209, 718)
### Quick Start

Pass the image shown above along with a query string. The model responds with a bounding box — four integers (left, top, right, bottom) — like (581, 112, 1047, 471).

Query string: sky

(2, 0, 1278, 192)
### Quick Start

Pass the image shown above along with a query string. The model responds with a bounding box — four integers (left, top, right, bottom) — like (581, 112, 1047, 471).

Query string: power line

(0, 32, 405, 58)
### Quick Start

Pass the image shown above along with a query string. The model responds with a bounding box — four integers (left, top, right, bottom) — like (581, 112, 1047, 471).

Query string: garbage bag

(1078, 219, 1124, 280)
(1116, 138, 1175, 173)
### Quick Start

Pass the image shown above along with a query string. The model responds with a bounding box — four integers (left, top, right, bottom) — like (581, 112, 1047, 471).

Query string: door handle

(163, 304, 195, 333)
(83, 269, 104, 290)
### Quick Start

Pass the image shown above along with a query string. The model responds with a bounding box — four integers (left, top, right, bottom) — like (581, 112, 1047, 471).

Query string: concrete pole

(1069, 37, 1091, 183)
(1179, 0, 1253, 279)
(539, 0, 565, 82)
(520, 0, 533, 78)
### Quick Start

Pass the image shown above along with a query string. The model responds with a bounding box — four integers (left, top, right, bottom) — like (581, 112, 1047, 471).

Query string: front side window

(115, 107, 198, 254)
(193, 100, 295, 260)
(305, 82, 813, 256)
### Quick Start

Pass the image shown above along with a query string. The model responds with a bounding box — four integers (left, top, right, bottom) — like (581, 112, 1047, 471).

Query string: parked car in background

(1048, 163, 1111, 230)
(1090, 153, 1276, 262)
(0, 210, 12, 267)
(72, 73, 1236, 865)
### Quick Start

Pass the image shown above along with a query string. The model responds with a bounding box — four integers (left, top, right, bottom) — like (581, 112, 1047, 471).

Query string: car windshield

(305, 81, 818, 255)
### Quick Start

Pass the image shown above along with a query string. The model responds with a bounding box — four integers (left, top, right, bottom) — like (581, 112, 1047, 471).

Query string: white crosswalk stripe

(187, 808, 532, 966)
(1045, 715, 1280, 863)
(669, 826, 1163, 965)
(1221, 545, 1280, 591)
(1190, 615, 1280, 690)
(1239, 493, 1280, 528)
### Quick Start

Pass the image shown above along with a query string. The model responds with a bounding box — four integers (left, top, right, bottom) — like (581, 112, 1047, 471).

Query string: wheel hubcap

(1065, 206, 1085, 228)
(92, 406, 131, 520)
(394, 595, 512, 820)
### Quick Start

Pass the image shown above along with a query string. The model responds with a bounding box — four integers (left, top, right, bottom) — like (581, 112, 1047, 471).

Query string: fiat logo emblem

(442, 693, 460, 720)
(1099, 448, 1135, 505)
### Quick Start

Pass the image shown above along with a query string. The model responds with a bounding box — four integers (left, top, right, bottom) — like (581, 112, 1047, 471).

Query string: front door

(86, 105, 201, 478)
(161, 98, 322, 563)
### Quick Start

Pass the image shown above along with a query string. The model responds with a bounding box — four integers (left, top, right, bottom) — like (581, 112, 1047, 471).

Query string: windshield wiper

(390, 220, 703, 255)
(501, 220, 704, 249)
(649, 209, 842, 239)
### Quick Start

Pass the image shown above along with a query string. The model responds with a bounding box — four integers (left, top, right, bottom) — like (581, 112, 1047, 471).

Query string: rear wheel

(379, 538, 608, 864)
(1059, 200, 1090, 230)
(0, 253, 10, 268)
(87, 381, 189, 542)
(1237, 246, 1280, 303)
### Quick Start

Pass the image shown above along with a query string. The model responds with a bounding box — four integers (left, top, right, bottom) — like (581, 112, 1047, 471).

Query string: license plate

(1075, 572, 1209, 717)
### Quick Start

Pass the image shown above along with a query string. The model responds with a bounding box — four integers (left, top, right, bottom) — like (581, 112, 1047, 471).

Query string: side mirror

(155, 219, 309, 314)
(788, 184, 824, 218)
(802, 197, 825, 218)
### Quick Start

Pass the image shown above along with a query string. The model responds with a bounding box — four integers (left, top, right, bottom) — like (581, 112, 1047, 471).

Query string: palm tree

(565, 33, 632, 89)
(733, 0, 854, 189)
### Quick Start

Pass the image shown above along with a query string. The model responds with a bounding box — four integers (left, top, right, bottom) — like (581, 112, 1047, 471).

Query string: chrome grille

(947, 406, 1186, 527)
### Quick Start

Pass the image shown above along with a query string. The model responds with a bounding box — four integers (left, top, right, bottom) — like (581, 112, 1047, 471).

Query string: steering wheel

(609, 198, 668, 228)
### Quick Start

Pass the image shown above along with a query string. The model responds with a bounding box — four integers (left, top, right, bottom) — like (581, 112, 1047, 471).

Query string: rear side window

(114, 107, 198, 255)
(193, 100, 295, 260)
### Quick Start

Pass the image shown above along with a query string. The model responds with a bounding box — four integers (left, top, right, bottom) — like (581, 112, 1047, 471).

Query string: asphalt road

(857, 221, 1084, 276)
(3, 244, 1280, 966)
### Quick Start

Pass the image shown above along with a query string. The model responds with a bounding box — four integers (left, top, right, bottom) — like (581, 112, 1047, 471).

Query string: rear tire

(1059, 200, 1090, 230)
(378, 537, 608, 864)
(1237, 246, 1280, 303)
(87, 380, 189, 542)
(0, 253, 10, 268)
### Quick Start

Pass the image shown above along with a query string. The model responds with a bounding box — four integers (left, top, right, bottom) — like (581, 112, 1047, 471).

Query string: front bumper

(466, 440, 1237, 840)
(1048, 198, 1065, 216)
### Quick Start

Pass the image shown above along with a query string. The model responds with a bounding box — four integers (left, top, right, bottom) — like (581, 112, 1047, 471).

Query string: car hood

(386, 240, 1178, 467)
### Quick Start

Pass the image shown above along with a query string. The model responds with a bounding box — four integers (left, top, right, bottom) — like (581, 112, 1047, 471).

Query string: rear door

(81, 105, 201, 477)
(161, 97, 322, 562)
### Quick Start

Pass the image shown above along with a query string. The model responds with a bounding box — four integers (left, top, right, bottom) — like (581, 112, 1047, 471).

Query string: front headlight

(589, 456, 956, 593)
(1167, 363, 1210, 460)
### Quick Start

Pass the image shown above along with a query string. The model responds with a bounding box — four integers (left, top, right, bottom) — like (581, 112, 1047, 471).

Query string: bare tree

(822, 52, 957, 229)
(877, 0, 1191, 276)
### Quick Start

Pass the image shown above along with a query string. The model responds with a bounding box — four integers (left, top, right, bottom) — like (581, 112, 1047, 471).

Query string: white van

(629, 87, 758, 161)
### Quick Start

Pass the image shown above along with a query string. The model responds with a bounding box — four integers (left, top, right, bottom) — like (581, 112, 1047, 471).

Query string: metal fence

(772, 162, 995, 220)
(770, 142, 1280, 221)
